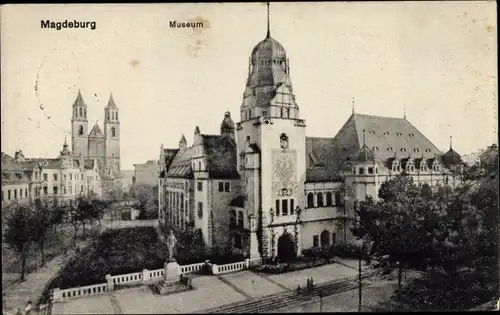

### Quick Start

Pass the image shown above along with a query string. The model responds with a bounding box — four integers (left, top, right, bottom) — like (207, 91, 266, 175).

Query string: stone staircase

(152, 279, 192, 296)
(199, 270, 381, 314)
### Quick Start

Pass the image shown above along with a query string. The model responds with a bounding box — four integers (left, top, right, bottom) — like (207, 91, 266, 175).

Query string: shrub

(121, 211, 131, 221)
(330, 243, 361, 259)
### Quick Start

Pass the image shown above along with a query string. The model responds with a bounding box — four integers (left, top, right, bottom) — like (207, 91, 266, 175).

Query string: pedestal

(164, 260, 180, 283)
(249, 231, 260, 260)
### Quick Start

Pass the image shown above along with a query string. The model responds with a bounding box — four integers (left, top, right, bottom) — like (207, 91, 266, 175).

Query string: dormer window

(369, 131, 375, 135)
(414, 148, 419, 152)
(401, 148, 407, 152)
(409, 133, 415, 137)
(384, 132, 389, 135)
(425, 149, 431, 153)
(396, 132, 402, 136)
(373, 146, 379, 151)
(387, 147, 393, 151)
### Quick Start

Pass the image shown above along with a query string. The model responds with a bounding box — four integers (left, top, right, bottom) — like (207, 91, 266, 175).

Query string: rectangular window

(53, 186, 58, 194)
(282, 199, 288, 215)
(332, 233, 337, 245)
(25, 189, 28, 198)
(69, 186, 73, 194)
(63, 175, 67, 181)
(14, 190, 17, 199)
(43, 173, 48, 181)
(359, 167, 364, 175)
(224, 182, 230, 192)
(218, 182, 224, 192)
(81, 185, 83, 192)
(290, 199, 295, 215)
(197, 202, 203, 218)
(276, 200, 280, 216)
(43, 187, 48, 194)
(63, 186, 67, 194)
(313, 235, 319, 247)
(70, 174, 72, 181)
(368, 167, 374, 174)
(197, 182, 203, 192)
(8, 190, 11, 200)
(53, 174, 58, 181)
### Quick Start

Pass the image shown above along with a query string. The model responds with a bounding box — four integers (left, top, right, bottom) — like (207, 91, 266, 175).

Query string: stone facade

(133, 160, 159, 187)
(71, 90, 121, 183)
(158, 23, 464, 261)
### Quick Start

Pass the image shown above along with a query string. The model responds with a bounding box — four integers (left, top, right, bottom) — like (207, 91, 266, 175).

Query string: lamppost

(269, 208, 275, 260)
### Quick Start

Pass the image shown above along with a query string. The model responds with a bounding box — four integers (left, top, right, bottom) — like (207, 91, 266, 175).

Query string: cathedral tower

(236, 3, 307, 260)
(71, 90, 88, 158)
(104, 94, 120, 176)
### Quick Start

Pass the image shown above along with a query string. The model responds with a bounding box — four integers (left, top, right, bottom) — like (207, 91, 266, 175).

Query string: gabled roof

(202, 134, 239, 179)
(89, 124, 105, 138)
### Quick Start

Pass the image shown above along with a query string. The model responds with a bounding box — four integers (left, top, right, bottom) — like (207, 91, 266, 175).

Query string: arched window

(74, 108, 77, 117)
(230, 210, 236, 227)
(286, 108, 290, 118)
(180, 193, 184, 210)
(307, 193, 314, 208)
(107, 111, 110, 120)
(326, 192, 333, 206)
(335, 192, 341, 206)
(116, 112, 118, 120)
(317, 192, 324, 207)
(198, 161, 201, 171)
(320, 230, 330, 247)
(237, 211, 244, 228)
(111, 127, 116, 137)
(78, 125, 84, 136)
(84, 108, 87, 118)
(79, 108, 82, 117)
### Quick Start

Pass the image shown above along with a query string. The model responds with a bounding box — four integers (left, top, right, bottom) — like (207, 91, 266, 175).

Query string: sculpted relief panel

(271, 149, 297, 198)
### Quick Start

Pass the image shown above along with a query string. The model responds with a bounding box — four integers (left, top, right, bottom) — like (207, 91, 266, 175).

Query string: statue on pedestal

(166, 229, 177, 262)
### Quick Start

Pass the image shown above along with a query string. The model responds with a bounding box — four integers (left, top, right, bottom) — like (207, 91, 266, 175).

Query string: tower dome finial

(266, 2, 271, 38)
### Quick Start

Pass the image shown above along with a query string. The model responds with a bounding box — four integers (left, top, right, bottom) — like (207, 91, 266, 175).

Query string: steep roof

(27, 158, 62, 169)
(305, 137, 346, 182)
(340, 114, 443, 160)
(106, 94, 118, 109)
(73, 90, 87, 107)
(167, 146, 194, 179)
(163, 148, 179, 171)
(202, 134, 239, 179)
(305, 113, 445, 182)
(442, 148, 462, 165)
(89, 123, 105, 138)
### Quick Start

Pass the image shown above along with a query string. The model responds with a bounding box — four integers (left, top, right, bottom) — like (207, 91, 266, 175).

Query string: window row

(312, 230, 337, 248)
(106, 111, 119, 121)
(166, 191, 185, 211)
(274, 198, 295, 216)
(218, 181, 231, 193)
(2, 188, 29, 201)
(357, 166, 377, 175)
(306, 191, 342, 208)
(74, 107, 87, 118)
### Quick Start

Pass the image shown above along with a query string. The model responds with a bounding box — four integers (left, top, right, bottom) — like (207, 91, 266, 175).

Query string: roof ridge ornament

(352, 97, 355, 115)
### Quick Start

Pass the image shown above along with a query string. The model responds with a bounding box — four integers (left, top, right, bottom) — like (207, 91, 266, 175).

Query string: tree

(4, 204, 35, 281)
(134, 184, 158, 219)
(32, 201, 52, 266)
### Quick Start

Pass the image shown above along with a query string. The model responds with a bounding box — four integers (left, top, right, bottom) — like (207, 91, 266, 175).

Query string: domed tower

(220, 111, 235, 138)
(71, 90, 88, 158)
(104, 93, 120, 176)
(236, 3, 307, 261)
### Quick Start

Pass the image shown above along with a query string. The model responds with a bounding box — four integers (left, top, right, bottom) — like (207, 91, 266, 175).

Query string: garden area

(42, 226, 246, 297)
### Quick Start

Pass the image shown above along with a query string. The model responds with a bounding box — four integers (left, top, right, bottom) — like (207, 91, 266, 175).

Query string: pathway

(2, 240, 86, 315)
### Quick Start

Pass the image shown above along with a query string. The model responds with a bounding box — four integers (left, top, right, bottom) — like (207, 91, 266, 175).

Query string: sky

(1, 2, 497, 170)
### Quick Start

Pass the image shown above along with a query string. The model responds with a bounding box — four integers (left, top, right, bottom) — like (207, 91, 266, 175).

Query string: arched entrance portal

(320, 230, 330, 247)
(277, 231, 296, 262)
